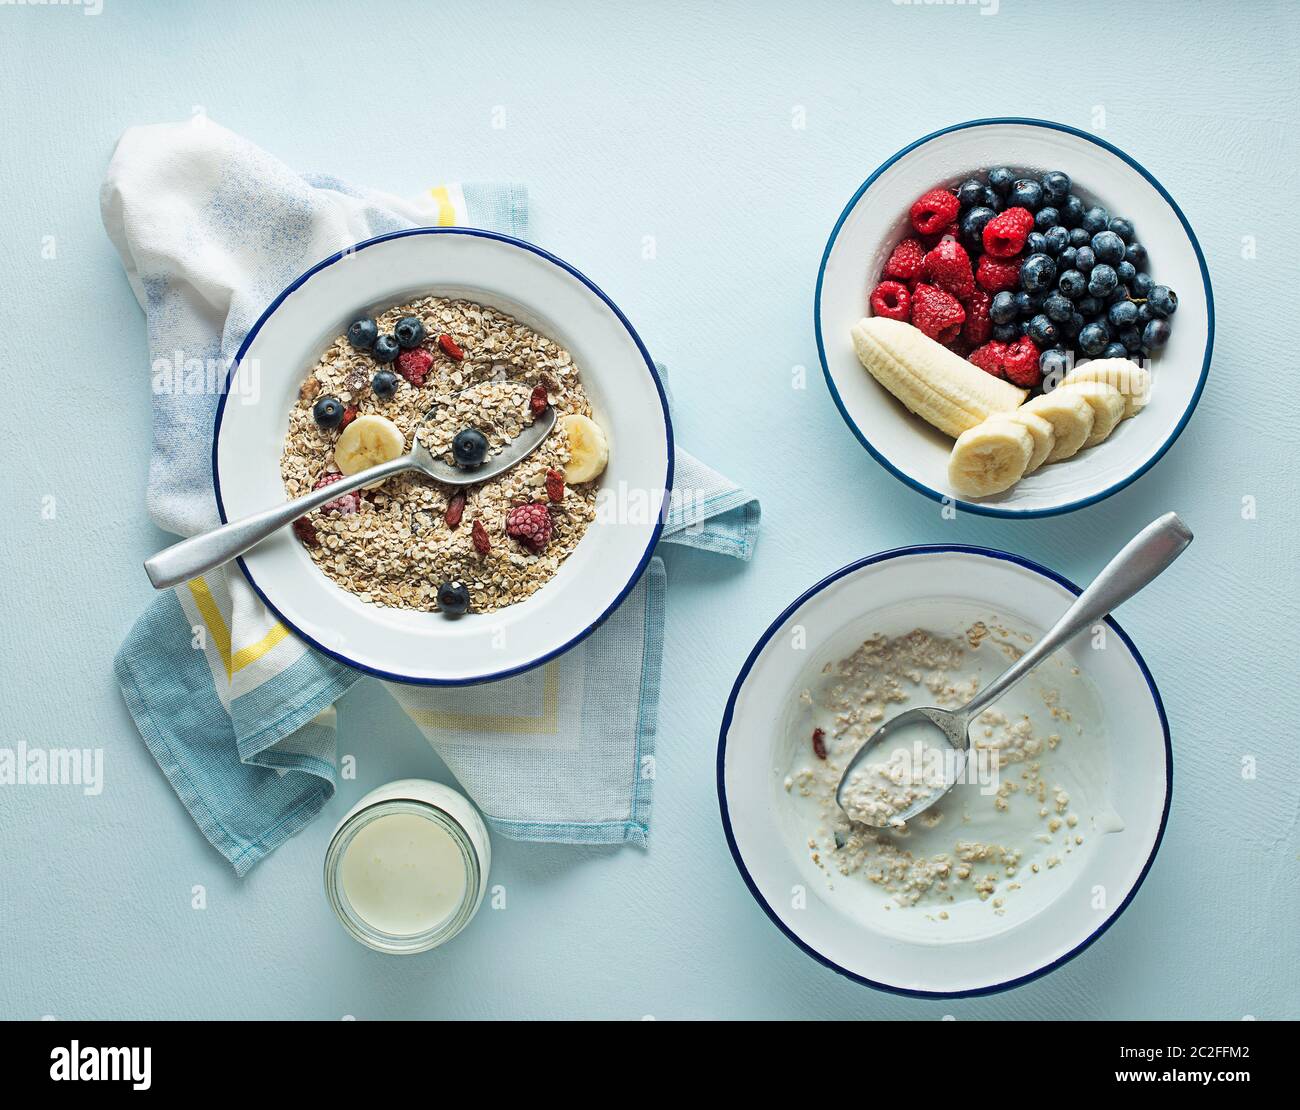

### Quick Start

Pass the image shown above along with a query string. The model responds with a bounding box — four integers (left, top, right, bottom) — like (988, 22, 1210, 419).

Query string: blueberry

(1107, 216, 1135, 242)
(1044, 225, 1070, 255)
(1057, 269, 1087, 299)
(988, 166, 1015, 195)
(1088, 264, 1118, 298)
(436, 581, 471, 617)
(1108, 300, 1139, 329)
(1027, 231, 1048, 256)
(1082, 206, 1110, 235)
(1116, 260, 1136, 285)
(1068, 227, 1091, 248)
(1137, 303, 1154, 324)
(980, 187, 1004, 213)
(1074, 246, 1096, 274)
(1125, 242, 1148, 269)
(990, 291, 1018, 325)
(1027, 314, 1058, 347)
(992, 323, 1019, 343)
(452, 427, 489, 467)
(394, 316, 426, 349)
(1035, 207, 1061, 232)
(1061, 194, 1086, 227)
(1120, 326, 1144, 353)
(1108, 284, 1131, 306)
(347, 317, 378, 350)
(1014, 291, 1041, 317)
(1102, 342, 1128, 359)
(1061, 311, 1085, 339)
(1148, 285, 1178, 317)
(1079, 322, 1110, 356)
(1020, 253, 1057, 293)
(1131, 272, 1154, 298)
(1076, 296, 1102, 316)
(372, 334, 400, 364)
(371, 370, 398, 399)
(961, 206, 996, 249)
(1142, 318, 1172, 350)
(312, 396, 344, 429)
(1040, 346, 1070, 383)
(1057, 246, 1078, 271)
(1043, 292, 1074, 323)
(1040, 171, 1071, 205)
(956, 178, 985, 209)
(1017, 320, 1032, 338)
(1010, 178, 1044, 211)
(1091, 231, 1126, 265)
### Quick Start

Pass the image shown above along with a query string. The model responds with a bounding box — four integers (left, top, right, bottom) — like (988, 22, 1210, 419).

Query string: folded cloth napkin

(106, 122, 759, 874)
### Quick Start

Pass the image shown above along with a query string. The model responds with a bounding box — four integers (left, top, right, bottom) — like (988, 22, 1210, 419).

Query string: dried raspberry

(438, 333, 465, 361)
(962, 289, 993, 345)
(545, 468, 565, 502)
(883, 237, 926, 281)
(909, 283, 966, 344)
(445, 491, 466, 529)
(292, 517, 319, 548)
(968, 341, 1007, 378)
(869, 280, 911, 322)
(982, 206, 1035, 258)
(471, 519, 491, 554)
(1002, 336, 1042, 388)
(505, 501, 553, 553)
(976, 253, 1022, 293)
(812, 728, 827, 760)
(909, 188, 960, 237)
(339, 405, 358, 430)
(921, 239, 974, 299)
(313, 471, 360, 514)
(529, 383, 549, 416)
(396, 347, 433, 386)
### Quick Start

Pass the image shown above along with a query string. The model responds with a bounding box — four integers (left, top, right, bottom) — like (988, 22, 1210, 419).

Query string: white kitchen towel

(106, 121, 758, 873)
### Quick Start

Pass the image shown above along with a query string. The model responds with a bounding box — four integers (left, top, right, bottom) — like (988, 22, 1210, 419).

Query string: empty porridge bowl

(212, 229, 673, 684)
(717, 545, 1171, 997)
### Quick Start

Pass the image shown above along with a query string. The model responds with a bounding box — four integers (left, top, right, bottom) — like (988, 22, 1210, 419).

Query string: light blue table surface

(2, 0, 1297, 1020)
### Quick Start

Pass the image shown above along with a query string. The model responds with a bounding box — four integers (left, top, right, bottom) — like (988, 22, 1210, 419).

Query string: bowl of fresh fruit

(815, 118, 1212, 516)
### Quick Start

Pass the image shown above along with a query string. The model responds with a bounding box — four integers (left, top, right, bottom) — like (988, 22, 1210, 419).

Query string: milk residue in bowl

(781, 610, 1115, 937)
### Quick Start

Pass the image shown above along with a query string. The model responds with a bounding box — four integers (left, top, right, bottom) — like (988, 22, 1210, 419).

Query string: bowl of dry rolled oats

(718, 545, 1171, 996)
(213, 228, 672, 684)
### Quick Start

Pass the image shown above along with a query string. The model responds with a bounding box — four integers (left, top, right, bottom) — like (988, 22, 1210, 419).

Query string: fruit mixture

(858, 166, 1179, 498)
(281, 296, 609, 615)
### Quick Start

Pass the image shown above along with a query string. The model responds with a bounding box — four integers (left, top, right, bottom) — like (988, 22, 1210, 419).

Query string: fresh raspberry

(445, 491, 466, 529)
(545, 468, 565, 503)
(922, 239, 974, 299)
(976, 253, 1022, 293)
(968, 341, 1007, 378)
(396, 347, 433, 386)
(982, 207, 1035, 258)
(909, 283, 966, 344)
(962, 289, 993, 345)
(909, 188, 960, 237)
(883, 237, 926, 281)
(438, 333, 465, 361)
(869, 280, 911, 322)
(292, 517, 319, 548)
(1002, 336, 1042, 388)
(505, 502, 553, 553)
(946, 333, 973, 358)
(471, 519, 491, 554)
(529, 383, 550, 416)
(313, 471, 360, 515)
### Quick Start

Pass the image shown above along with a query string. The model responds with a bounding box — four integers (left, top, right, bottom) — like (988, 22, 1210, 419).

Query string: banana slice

(1059, 380, 1125, 447)
(1062, 358, 1150, 419)
(560, 413, 609, 484)
(1020, 390, 1095, 463)
(851, 317, 1026, 439)
(1007, 409, 1056, 475)
(947, 417, 1033, 498)
(334, 414, 406, 487)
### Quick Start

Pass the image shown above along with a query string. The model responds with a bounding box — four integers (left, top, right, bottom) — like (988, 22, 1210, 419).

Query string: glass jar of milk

(324, 779, 491, 954)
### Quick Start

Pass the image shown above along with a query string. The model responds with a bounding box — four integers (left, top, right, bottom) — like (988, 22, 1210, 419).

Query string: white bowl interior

(216, 231, 670, 683)
(720, 550, 1169, 995)
(818, 122, 1209, 515)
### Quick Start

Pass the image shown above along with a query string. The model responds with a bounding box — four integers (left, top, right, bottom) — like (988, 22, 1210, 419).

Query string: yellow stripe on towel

(429, 185, 458, 227)
(186, 576, 290, 681)
(408, 661, 561, 734)
(230, 621, 291, 675)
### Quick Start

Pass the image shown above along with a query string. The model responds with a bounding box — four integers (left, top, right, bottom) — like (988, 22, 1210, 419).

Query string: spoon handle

(963, 512, 1193, 720)
(143, 455, 413, 590)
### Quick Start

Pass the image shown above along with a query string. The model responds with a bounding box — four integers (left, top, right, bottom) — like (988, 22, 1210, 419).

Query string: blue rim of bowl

(716, 544, 1173, 998)
(813, 117, 1215, 519)
(211, 226, 674, 686)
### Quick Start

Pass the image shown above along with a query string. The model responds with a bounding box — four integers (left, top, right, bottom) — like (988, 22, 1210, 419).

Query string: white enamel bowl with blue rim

(717, 547, 1171, 997)
(815, 118, 1213, 518)
(213, 229, 672, 685)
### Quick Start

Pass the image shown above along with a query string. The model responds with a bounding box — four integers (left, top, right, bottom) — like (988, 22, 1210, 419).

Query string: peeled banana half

(334, 414, 406, 487)
(948, 417, 1034, 498)
(560, 413, 609, 484)
(851, 317, 1026, 439)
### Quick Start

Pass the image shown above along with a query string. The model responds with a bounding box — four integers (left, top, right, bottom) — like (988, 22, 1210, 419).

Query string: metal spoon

(835, 512, 1193, 826)
(144, 406, 557, 590)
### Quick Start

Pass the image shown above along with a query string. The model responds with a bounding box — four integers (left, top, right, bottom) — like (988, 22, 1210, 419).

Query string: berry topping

(545, 468, 566, 503)
(346, 317, 378, 350)
(869, 280, 912, 322)
(452, 428, 489, 468)
(394, 316, 426, 349)
(1148, 285, 1178, 317)
(909, 188, 960, 237)
(982, 207, 1035, 258)
(438, 333, 465, 361)
(529, 383, 550, 416)
(292, 517, 319, 548)
(445, 491, 466, 529)
(1142, 318, 1172, 350)
(339, 405, 358, 430)
(471, 519, 491, 555)
(987, 167, 1015, 195)
(1001, 336, 1042, 388)
(1009, 179, 1043, 211)
(437, 581, 470, 616)
(909, 283, 966, 343)
(962, 289, 993, 346)
(921, 239, 975, 299)
(969, 341, 1007, 379)
(883, 237, 926, 281)
(371, 370, 398, 399)
(505, 502, 553, 553)
(372, 334, 400, 364)
(811, 728, 828, 760)
(959, 206, 996, 251)
(313, 471, 361, 515)
(976, 253, 1022, 293)
(395, 346, 434, 386)
(312, 396, 344, 429)
(1019, 252, 1057, 293)
(1040, 171, 1071, 205)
